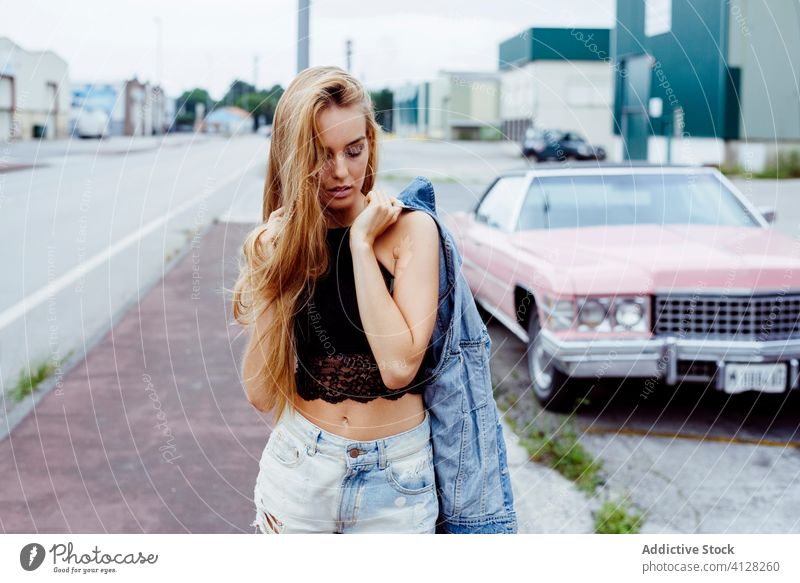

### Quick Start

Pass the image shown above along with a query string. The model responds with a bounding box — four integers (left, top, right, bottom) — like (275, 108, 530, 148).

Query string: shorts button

(349, 448, 360, 458)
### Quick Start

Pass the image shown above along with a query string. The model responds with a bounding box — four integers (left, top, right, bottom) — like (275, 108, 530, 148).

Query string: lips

(327, 185, 352, 197)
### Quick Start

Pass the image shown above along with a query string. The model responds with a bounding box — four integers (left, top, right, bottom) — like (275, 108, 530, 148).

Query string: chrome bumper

(539, 330, 800, 390)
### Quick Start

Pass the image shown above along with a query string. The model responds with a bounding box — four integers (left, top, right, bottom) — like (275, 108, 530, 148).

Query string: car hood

(510, 224, 800, 295)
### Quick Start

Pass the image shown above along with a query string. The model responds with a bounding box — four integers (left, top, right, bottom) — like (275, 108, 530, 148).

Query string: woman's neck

(325, 194, 367, 229)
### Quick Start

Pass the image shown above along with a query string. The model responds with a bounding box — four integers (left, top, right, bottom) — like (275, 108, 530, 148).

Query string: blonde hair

(232, 66, 381, 423)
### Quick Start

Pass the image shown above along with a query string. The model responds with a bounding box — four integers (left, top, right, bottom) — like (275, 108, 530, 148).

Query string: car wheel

(526, 309, 577, 412)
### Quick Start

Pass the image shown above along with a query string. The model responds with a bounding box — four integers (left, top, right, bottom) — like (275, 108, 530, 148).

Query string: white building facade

(499, 27, 618, 157)
(0, 37, 71, 141)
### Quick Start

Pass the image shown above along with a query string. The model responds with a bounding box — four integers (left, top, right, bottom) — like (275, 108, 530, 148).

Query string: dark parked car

(521, 128, 606, 162)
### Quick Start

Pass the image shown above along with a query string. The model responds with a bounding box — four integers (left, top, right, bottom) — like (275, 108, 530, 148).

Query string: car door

(543, 130, 565, 160)
(463, 175, 528, 310)
(559, 132, 583, 158)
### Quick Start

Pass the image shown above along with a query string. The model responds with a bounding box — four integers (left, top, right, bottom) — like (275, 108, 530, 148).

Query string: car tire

(526, 309, 578, 413)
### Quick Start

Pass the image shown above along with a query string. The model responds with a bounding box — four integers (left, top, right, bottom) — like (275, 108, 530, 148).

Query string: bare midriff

(292, 391, 425, 441)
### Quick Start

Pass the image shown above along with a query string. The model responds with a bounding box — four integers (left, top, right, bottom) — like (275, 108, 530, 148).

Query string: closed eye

(345, 144, 365, 158)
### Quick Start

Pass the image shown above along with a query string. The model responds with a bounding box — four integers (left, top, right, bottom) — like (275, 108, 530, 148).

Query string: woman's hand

(256, 206, 287, 260)
(349, 190, 402, 248)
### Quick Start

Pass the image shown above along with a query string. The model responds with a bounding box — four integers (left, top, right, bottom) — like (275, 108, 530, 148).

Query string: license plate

(723, 363, 787, 394)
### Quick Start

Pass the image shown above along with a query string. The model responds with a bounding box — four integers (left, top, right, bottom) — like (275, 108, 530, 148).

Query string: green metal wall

(499, 27, 611, 69)
(613, 0, 736, 144)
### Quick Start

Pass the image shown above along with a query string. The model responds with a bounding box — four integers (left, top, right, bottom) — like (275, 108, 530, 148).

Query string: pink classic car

(445, 163, 798, 411)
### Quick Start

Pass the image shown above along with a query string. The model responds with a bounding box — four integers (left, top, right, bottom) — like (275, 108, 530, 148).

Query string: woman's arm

(239, 208, 287, 411)
(350, 210, 440, 389)
(240, 301, 276, 411)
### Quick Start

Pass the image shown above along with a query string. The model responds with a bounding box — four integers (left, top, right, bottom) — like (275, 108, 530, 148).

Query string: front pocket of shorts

(265, 428, 306, 468)
(385, 446, 435, 495)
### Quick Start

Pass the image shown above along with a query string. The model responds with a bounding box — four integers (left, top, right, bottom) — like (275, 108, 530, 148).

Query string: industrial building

(393, 71, 502, 141)
(71, 78, 174, 137)
(613, 0, 800, 169)
(0, 37, 70, 141)
(498, 27, 616, 154)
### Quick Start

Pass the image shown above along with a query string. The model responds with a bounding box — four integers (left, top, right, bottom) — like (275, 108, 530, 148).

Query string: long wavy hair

(232, 66, 381, 424)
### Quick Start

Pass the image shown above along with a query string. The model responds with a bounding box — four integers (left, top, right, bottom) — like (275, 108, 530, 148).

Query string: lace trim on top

(297, 352, 425, 403)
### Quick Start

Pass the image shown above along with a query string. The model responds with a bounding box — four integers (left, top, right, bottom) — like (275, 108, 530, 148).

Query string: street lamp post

(297, 0, 310, 73)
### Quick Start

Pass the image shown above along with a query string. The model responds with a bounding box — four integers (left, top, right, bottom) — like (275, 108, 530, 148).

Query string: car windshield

(561, 132, 585, 142)
(525, 128, 543, 139)
(517, 172, 761, 230)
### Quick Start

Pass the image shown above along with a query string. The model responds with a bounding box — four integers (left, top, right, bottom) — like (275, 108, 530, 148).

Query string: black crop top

(293, 225, 425, 403)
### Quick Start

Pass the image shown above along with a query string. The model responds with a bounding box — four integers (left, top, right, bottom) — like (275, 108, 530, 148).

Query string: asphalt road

(0, 134, 268, 394)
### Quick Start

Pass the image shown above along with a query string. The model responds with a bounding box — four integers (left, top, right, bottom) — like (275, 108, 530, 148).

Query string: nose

(331, 152, 348, 179)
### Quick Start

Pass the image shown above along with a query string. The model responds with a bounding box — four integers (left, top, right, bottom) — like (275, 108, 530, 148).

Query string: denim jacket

(396, 176, 518, 534)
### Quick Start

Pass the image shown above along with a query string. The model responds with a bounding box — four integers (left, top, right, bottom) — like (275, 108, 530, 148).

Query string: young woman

(233, 66, 441, 533)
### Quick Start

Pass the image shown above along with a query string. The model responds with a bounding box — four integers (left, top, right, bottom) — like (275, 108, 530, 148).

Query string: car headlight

(578, 299, 607, 327)
(540, 293, 575, 331)
(575, 296, 649, 332)
(615, 299, 644, 328)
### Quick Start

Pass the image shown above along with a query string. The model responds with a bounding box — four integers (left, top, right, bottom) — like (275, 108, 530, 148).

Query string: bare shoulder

(396, 208, 438, 240)
(375, 209, 439, 272)
(391, 209, 440, 273)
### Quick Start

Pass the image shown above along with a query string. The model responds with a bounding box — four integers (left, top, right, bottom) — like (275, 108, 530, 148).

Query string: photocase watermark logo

(19, 541, 158, 574)
(19, 543, 46, 571)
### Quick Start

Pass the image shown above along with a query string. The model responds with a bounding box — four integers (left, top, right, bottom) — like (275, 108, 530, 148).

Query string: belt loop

(307, 428, 321, 456)
(377, 440, 387, 470)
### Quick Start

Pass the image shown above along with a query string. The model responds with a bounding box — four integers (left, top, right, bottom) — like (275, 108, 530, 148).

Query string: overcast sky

(4, 0, 615, 99)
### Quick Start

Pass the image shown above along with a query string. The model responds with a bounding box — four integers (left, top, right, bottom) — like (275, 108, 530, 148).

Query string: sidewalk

(0, 221, 593, 533)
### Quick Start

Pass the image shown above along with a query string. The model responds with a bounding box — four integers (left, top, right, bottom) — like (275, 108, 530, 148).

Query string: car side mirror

(757, 205, 776, 224)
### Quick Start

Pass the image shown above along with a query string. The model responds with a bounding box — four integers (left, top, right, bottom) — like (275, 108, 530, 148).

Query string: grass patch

(495, 380, 643, 532)
(720, 150, 800, 179)
(506, 413, 604, 495)
(594, 498, 644, 534)
(759, 150, 800, 179)
(8, 358, 62, 401)
(378, 173, 468, 184)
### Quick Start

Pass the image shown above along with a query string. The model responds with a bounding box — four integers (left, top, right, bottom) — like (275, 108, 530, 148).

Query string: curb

(500, 417, 596, 533)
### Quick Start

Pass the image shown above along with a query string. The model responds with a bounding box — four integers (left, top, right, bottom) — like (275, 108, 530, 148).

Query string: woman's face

(316, 103, 370, 213)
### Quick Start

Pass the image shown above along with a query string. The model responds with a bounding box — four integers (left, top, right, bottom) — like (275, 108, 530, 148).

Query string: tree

(222, 79, 256, 107)
(370, 88, 394, 133)
(233, 85, 285, 130)
(175, 88, 215, 127)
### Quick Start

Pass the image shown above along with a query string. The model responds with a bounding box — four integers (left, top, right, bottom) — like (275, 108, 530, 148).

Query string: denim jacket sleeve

(397, 176, 518, 534)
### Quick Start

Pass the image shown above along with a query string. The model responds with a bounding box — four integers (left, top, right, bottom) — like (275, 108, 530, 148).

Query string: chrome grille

(653, 293, 800, 341)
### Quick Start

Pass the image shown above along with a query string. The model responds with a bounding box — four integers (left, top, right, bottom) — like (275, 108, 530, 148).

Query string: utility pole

(253, 55, 259, 90)
(154, 16, 163, 135)
(154, 17, 162, 87)
(345, 39, 352, 72)
(297, 0, 310, 73)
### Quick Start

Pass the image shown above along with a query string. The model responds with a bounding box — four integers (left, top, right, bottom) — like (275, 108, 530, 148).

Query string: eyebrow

(345, 136, 366, 147)
(325, 136, 365, 151)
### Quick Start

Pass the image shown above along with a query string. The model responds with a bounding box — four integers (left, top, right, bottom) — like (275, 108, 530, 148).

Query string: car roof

(498, 161, 717, 180)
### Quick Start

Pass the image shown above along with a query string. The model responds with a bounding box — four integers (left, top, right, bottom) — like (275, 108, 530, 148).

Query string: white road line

(0, 164, 256, 331)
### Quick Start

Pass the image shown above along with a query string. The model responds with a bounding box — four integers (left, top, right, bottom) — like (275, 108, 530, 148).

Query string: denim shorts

(252, 406, 438, 534)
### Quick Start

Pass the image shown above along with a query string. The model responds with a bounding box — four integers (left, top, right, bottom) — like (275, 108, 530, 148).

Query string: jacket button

(349, 448, 360, 458)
